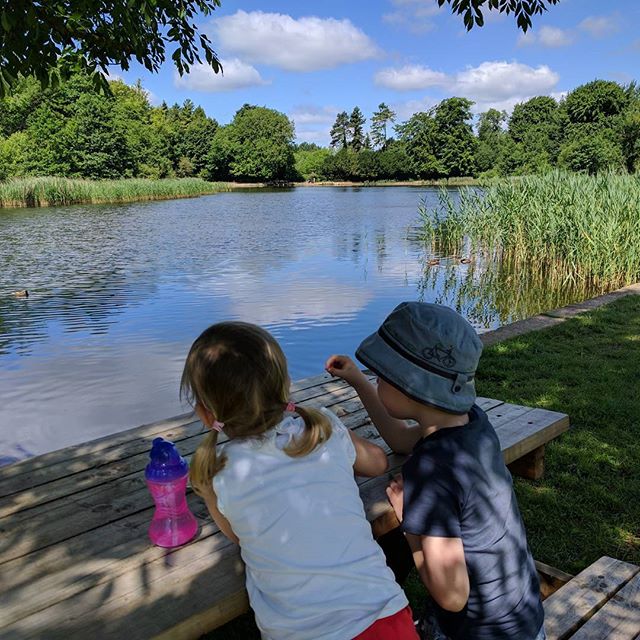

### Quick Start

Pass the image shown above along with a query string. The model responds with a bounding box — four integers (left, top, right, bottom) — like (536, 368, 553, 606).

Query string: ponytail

(284, 405, 332, 458)
(189, 429, 226, 496)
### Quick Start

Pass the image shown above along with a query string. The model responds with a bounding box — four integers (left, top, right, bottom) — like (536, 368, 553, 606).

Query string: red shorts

(353, 606, 420, 640)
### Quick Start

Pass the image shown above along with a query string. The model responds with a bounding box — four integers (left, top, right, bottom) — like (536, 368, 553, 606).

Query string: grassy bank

(0, 177, 231, 208)
(420, 171, 640, 289)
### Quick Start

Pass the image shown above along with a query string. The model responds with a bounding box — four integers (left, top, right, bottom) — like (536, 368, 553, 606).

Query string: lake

(0, 186, 604, 463)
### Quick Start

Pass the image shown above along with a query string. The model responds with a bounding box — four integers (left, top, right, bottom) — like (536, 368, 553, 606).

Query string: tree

(348, 107, 366, 152)
(476, 109, 506, 174)
(330, 111, 349, 149)
(396, 112, 444, 178)
(0, 0, 222, 97)
(371, 103, 396, 150)
(206, 105, 296, 182)
(558, 131, 624, 174)
(294, 148, 331, 181)
(432, 97, 477, 176)
(564, 80, 628, 124)
(438, 0, 560, 31)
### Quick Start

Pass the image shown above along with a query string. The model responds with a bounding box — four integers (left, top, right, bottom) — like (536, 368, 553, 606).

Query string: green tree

(0, 0, 222, 97)
(564, 80, 628, 124)
(378, 140, 412, 180)
(432, 97, 477, 176)
(330, 111, 349, 149)
(476, 108, 506, 174)
(206, 105, 296, 182)
(371, 103, 396, 150)
(396, 112, 444, 178)
(349, 107, 366, 152)
(356, 149, 380, 181)
(294, 148, 331, 181)
(558, 131, 624, 174)
(322, 148, 359, 180)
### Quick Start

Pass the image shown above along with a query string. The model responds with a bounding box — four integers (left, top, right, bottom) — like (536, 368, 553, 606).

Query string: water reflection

(0, 187, 607, 462)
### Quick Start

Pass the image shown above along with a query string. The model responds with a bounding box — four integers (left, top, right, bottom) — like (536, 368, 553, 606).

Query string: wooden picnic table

(544, 556, 640, 639)
(0, 372, 569, 639)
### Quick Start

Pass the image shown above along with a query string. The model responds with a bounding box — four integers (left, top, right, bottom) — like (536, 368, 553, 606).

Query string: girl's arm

(325, 355, 423, 454)
(199, 484, 240, 545)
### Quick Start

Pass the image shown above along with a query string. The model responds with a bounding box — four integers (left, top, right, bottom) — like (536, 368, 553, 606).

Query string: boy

(326, 302, 545, 640)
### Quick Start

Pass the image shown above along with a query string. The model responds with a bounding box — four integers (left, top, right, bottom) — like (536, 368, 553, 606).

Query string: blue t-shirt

(401, 405, 544, 640)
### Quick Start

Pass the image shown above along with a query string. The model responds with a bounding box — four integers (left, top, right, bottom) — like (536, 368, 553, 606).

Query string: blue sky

(111, 0, 640, 144)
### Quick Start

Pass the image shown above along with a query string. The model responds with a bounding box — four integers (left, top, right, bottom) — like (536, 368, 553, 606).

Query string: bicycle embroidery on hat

(423, 343, 457, 368)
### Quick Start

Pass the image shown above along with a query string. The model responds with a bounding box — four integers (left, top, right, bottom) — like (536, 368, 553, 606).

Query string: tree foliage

(371, 103, 396, 150)
(0, 0, 222, 97)
(438, 0, 560, 31)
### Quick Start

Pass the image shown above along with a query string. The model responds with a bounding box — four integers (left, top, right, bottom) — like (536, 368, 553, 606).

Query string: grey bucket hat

(355, 302, 483, 414)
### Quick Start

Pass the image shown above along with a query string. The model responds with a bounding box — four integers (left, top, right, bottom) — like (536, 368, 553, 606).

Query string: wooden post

(508, 444, 545, 480)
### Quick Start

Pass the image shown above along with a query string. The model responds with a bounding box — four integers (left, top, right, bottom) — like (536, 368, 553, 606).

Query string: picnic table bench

(0, 372, 569, 639)
(544, 556, 640, 639)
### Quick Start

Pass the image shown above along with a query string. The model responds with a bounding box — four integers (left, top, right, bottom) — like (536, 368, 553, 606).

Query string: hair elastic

(285, 401, 296, 412)
(212, 420, 225, 432)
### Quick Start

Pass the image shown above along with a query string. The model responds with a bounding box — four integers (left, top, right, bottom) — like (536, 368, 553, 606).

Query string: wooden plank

(536, 559, 573, 599)
(508, 444, 546, 480)
(497, 408, 569, 465)
(570, 572, 640, 640)
(2, 533, 245, 640)
(544, 556, 640, 640)
(0, 381, 372, 520)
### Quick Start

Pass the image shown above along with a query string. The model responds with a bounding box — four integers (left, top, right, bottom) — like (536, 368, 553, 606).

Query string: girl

(181, 321, 418, 640)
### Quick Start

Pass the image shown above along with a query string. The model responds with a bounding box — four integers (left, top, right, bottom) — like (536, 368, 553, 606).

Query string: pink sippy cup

(145, 437, 198, 547)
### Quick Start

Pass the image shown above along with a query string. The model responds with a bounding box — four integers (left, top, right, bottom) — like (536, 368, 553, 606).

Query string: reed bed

(0, 177, 231, 208)
(420, 171, 640, 289)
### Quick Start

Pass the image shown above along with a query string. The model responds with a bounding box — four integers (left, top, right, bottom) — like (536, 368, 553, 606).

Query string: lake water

(0, 186, 603, 463)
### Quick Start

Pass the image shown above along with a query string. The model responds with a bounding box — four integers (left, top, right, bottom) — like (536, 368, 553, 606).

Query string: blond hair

(181, 322, 332, 495)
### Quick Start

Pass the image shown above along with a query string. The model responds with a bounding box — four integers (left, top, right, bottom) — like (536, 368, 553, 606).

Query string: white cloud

(392, 97, 438, 120)
(173, 59, 269, 92)
(290, 105, 338, 125)
(374, 61, 559, 112)
(375, 65, 449, 91)
(579, 15, 619, 38)
(383, 0, 444, 33)
(518, 26, 574, 48)
(213, 11, 380, 72)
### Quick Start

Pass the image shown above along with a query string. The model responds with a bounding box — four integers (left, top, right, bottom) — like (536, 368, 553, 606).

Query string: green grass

(420, 171, 640, 289)
(0, 177, 231, 208)
(478, 294, 640, 573)
(203, 295, 640, 637)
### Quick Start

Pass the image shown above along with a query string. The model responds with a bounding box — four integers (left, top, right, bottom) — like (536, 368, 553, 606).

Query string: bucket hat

(355, 302, 483, 414)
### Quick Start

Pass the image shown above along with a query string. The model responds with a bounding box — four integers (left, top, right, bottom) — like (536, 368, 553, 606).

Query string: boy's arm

(325, 355, 423, 454)
(387, 474, 469, 612)
(406, 533, 470, 612)
(349, 429, 389, 477)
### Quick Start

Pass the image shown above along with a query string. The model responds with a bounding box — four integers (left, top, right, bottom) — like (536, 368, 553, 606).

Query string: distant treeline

(1, 72, 638, 183)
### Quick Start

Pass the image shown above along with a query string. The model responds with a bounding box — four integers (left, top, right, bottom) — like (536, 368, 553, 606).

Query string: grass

(202, 294, 640, 638)
(420, 171, 640, 290)
(0, 177, 231, 208)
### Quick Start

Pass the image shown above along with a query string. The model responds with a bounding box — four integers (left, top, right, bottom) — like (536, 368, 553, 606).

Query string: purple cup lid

(145, 437, 189, 482)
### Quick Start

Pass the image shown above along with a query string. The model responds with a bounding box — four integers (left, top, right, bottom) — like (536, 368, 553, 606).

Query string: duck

(12, 290, 29, 298)
(427, 258, 440, 266)
(459, 258, 473, 265)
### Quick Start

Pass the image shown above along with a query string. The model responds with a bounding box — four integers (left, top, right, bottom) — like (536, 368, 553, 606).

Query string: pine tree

(330, 111, 349, 149)
(371, 103, 396, 150)
(364, 133, 372, 150)
(349, 107, 366, 151)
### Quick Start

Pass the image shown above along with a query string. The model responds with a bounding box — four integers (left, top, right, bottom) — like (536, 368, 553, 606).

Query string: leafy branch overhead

(0, 0, 222, 97)
(437, 0, 561, 31)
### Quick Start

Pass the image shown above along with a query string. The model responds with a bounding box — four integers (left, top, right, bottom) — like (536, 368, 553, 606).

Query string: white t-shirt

(212, 408, 408, 640)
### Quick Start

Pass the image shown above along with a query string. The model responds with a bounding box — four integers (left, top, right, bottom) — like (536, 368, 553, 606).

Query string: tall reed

(420, 171, 640, 288)
(0, 177, 231, 208)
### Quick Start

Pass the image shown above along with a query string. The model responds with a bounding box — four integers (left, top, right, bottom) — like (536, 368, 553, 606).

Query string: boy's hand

(325, 354, 366, 386)
(386, 474, 404, 522)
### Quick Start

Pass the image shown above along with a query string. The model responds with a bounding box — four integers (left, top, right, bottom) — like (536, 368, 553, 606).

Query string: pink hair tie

(212, 420, 225, 432)
(285, 401, 296, 412)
